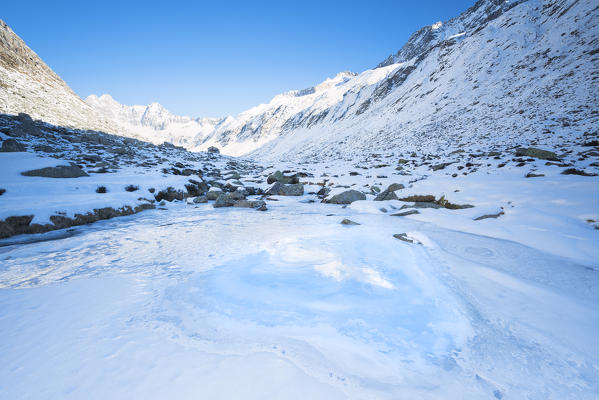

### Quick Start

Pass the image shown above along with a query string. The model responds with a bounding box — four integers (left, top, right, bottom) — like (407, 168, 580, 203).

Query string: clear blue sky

(3, 0, 475, 117)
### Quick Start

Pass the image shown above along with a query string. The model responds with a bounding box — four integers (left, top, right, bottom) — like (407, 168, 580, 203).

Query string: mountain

(0, 20, 117, 132)
(86, 0, 599, 162)
(85, 94, 221, 148)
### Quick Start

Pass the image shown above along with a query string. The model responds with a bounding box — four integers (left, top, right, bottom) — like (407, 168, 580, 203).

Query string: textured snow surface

(1, 168, 598, 399)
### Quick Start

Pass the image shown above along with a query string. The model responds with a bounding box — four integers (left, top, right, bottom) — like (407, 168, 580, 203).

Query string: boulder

(213, 191, 246, 208)
(398, 194, 436, 203)
(390, 210, 420, 217)
(515, 147, 559, 161)
(374, 190, 398, 201)
(340, 219, 360, 225)
(233, 200, 266, 210)
(207, 146, 220, 153)
(386, 183, 405, 192)
(1, 139, 26, 152)
(206, 188, 224, 200)
(21, 165, 88, 178)
(193, 195, 208, 204)
(267, 170, 299, 184)
(326, 190, 365, 204)
(4, 215, 34, 235)
(266, 182, 304, 196)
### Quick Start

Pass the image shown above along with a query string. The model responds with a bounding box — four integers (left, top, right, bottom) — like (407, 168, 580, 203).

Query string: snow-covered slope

(85, 94, 222, 148)
(0, 20, 118, 133)
(87, 0, 599, 161)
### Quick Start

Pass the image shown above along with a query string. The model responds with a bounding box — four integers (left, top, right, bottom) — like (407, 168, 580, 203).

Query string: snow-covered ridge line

(86, 0, 598, 163)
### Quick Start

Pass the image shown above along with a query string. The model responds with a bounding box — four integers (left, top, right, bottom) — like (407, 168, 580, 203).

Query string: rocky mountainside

(88, 0, 598, 161)
(0, 20, 118, 133)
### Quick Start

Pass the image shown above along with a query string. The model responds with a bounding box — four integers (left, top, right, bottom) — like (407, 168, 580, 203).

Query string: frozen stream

(1, 198, 598, 399)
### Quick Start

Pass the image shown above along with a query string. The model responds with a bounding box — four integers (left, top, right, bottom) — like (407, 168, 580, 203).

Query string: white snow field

(1, 163, 598, 399)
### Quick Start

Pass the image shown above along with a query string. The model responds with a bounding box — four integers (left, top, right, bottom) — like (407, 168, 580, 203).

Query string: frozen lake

(1, 198, 598, 399)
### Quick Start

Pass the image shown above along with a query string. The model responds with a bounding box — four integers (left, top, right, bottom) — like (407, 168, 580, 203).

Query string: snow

(1, 159, 598, 399)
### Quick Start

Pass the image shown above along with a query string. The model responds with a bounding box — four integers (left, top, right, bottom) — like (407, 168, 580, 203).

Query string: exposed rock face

(266, 182, 304, 196)
(0, 138, 26, 152)
(21, 165, 89, 178)
(0, 20, 118, 133)
(326, 190, 366, 204)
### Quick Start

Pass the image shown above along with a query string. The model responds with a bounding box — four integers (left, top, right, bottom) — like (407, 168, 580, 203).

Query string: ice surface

(1, 190, 598, 399)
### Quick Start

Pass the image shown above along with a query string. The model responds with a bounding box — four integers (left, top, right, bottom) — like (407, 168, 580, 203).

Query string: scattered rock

(0, 138, 26, 152)
(96, 186, 107, 193)
(326, 190, 366, 204)
(515, 147, 559, 161)
(340, 219, 360, 225)
(193, 195, 208, 203)
(525, 172, 545, 178)
(390, 210, 420, 217)
(399, 195, 436, 203)
(233, 200, 266, 210)
(474, 211, 504, 221)
(213, 191, 246, 208)
(155, 187, 185, 202)
(266, 182, 304, 196)
(21, 165, 88, 178)
(125, 185, 139, 192)
(393, 233, 416, 243)
(561, 168, 598, 176)
(267, 170, 299, 184)
(206, 188, 224, 200)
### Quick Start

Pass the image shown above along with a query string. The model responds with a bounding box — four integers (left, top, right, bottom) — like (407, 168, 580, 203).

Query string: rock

(213, 191, 246, 208)
(400, 202, 443, 209)
(224, 171, 241, 180)
(390, 210, 420, 217)
(374, 190, 398, 201)
(191, 195, 207, 204)
(5, 215, 34, 234)
(0, 221, 14, 238)
(561, 168, 598, 176)
(181, 168, 196, 176)
(326, 190, 366, 204)
(154, 187, 185, 202)
(474, 211, 504, 221)
(393, 233, 415, 243)
(387, 183, 405, 192)
(525, 172, 545, 178)
(33, 144, 58, 153)
(431, 162, 452, 171)
(515, 147, 559, 161)
(207, 146, 220, 154)
(267, 170, 299, 184)
(0, 139, 26, 152)
(185, 183, 203, 197)
(82, 154, 101, 162)
(233, 200, 266, 209)
(0, 188, 5, 196)
(340, 219, 360, 225)
(266, 182, 304, 196)
(399, 195, 436, 203)
(21, 165, 88, 178)
(206, 188, 224, 200)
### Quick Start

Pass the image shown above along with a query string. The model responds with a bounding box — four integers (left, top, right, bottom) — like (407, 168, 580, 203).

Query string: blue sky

(3, 1, 475, 117)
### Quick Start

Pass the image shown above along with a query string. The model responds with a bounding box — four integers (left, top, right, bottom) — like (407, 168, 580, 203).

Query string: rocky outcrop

(0, 138, 26, 152)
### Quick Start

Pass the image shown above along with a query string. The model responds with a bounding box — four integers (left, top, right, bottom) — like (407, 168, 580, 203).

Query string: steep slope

(85, 0, 598, 160)
(0, 20, 120, 133)
(85, 94, 222, 148)
(198, 0, 598, 160)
